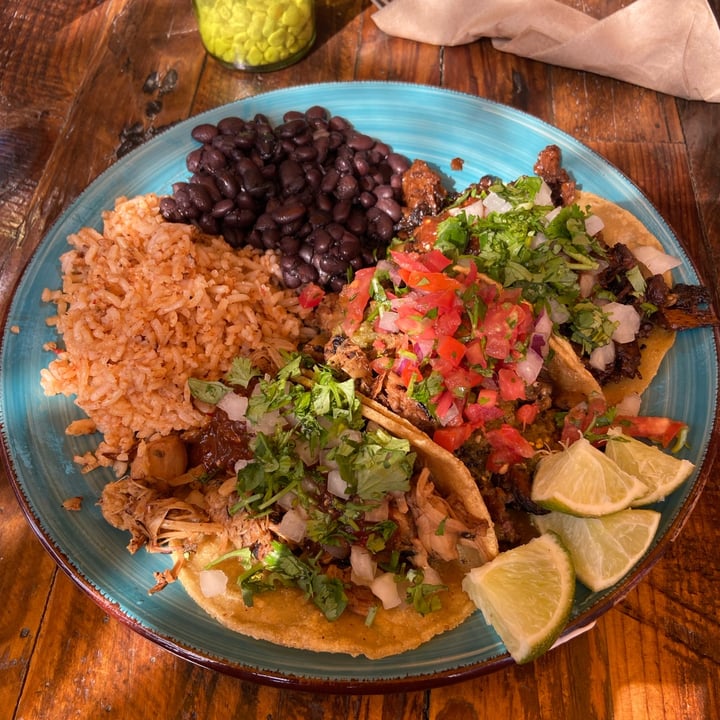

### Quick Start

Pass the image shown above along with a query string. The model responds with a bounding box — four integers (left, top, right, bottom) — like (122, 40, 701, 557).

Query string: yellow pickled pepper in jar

(192, 0, 315, 71)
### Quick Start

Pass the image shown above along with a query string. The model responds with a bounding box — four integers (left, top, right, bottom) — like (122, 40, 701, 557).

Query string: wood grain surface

(1, 1, 719, 718)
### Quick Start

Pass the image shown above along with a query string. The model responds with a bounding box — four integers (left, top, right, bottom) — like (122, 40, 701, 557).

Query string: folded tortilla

(177, 399, 498, 659)
(546, 191, 676, 407)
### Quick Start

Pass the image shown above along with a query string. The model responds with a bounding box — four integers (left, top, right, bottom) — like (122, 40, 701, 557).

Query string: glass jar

(192, 0, 315, 72)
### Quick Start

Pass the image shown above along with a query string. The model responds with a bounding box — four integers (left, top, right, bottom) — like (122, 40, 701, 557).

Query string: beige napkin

(372, 0, 720, 102)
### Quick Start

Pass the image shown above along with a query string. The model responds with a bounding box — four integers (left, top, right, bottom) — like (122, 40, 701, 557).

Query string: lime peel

(462, 533, 575, 664)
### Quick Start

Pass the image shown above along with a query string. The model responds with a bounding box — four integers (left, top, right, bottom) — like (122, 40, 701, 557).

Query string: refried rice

(41, 194, 313, 470)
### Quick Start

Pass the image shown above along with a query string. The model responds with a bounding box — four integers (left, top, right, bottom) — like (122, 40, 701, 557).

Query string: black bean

(367, 207, 394, 242)
(198, 213, 219, 234)
(319, 254, 349, 275)
(298, 243, 314, 264)
(292, 144, 318, 163)
(328, 115, 351, 132)
(224, 208, 256, 228)
(201, 146, 226, 172)
(320, 168, 339, 194)
(305, 105, 328, 122)
(297, 261, 319, 284)
(375, 197, 402, 223)
(333, 199, 351, 224)
(192, 123, 218, 144)
(338, 232, 361, 260)
(186, 148, 203, 173)
(387, 152, 411, 174)
(346, 132, 375, 151)
(335, 174, 359, 200)
(372, 141, 390, 158)
(215, 169, 239, 198)
(187, 184, 213, 213)
(328, 275, 348, 293)
(279, 159, 305, 194)
(211, 198, 235, 217)
(217, 116, 245, 135)
(262, 228, 281, 249)
(191, 173, 223, 203)
(346, 208, 367, 235)
(271, 201, 306, 225)
(373, 184, 395, 199)
(279, 235, 301, 256)
(309, 228, 332, 254)
(358, 191, 376, 209)
(277, 117, 307, 138)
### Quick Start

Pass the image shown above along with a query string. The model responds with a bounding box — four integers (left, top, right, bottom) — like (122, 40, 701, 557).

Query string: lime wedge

(531, 438, 648, 516)
(604, 430, 695, 505)
(462, 533, 575, 664)
(534, 508, 660, 592)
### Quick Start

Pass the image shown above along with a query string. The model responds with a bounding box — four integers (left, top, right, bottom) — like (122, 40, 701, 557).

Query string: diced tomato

(498, 367, 526, 402)
(341, 267, 375, 335)
(613, 415, 688, 449)
(465, 339, 488, 369)
(389, 249, 429, 272)
(442, 366, 486, 394)
(436, 335, 466, 366)
(432, 304, 463, 338)
(298, 282, 325, 309)
(422, 249, 453, 273)
(433, 424, 474, 453)
(399, 363, 423, 388)
(485, 424, 536, 472)
(560, 394, 609, 445)
(516, 402, 540, 427)
(465, 390, 504, 424)
(399, 269, 462, 293)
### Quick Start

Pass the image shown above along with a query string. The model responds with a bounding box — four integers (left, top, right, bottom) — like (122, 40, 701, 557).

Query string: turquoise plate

(1, 82, 717, 692)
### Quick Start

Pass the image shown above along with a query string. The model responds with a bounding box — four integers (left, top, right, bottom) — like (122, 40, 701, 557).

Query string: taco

(545, 190, 678, 407)
(168, 356, 497, 659)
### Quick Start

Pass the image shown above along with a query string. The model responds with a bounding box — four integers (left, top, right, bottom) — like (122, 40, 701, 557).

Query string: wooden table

(2, 1, 719, 717)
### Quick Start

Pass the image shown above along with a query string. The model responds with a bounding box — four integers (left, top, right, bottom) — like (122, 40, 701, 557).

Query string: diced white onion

(350, 545, 377, 586)
(532, 312, 553, 356)
(253, 409, 281, 436)
(584, 213, 605, 237)
(377, 310, 399, 332)
(217, 392, 248, 421)
(449, 198, 486, 218)
(530, 232, 548, 249)
(544, 206, 562, 223)
(274, 507, 307, 543)
(327, 469, 350, 499)
(370, 572, 402, 609)
(199, 569, 228, 598)
(630, 245, 682, 276)
(276, 489, 297, 511)
(534, 181, 553, 207)
(421, 565, 443, 586)
(604, 302, 642, 343)
(233, 458, 250, 473)
(515, 348, 544, 383)
(548, 298, 571, 324)
(438, 401, 461, 427)
(578, 270, 597, 298)
(483, 192, 512, 214)
(589, 342, 615, 370)
(615, 391, 642, 416)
